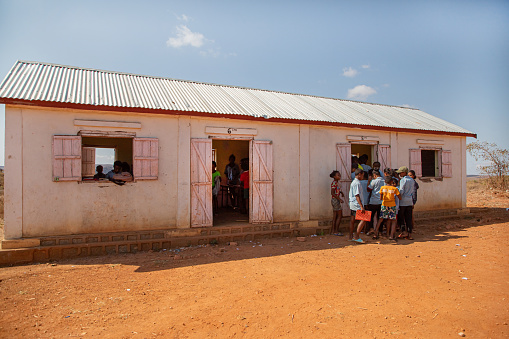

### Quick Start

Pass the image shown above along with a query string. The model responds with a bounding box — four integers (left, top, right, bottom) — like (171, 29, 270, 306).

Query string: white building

(0, 61, 475, 243)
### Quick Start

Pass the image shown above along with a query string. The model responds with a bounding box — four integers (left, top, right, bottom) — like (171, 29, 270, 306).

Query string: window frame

(52, 133, 159, 183)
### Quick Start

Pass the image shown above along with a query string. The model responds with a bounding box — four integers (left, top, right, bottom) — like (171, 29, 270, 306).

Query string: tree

(467, 141, 509, 189)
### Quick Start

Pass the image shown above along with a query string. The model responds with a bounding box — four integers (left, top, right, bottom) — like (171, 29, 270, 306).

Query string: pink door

(191, 139, 213, 227)
(377, 144, 391, 171)
(336, 143, 352, 216)
(251, 140, 273, 224)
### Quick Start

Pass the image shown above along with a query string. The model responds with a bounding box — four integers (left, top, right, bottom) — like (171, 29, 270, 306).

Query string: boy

(372, 161, 381, 171)
(373, 176, 401, 242)
(349, 168, 367, 243)
(367, 169, 384, 234)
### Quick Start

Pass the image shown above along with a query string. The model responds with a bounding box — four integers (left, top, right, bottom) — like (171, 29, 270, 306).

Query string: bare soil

(0, 180, 508, 338)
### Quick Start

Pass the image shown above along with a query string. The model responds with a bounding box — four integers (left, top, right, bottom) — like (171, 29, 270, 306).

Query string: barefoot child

(349, 168, 367, 243)
(373, 176, 401, 242)
(330, 170, 345, 236)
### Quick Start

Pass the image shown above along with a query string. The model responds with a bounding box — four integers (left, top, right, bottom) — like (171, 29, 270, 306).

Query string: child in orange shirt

(373, 176, 402, 242)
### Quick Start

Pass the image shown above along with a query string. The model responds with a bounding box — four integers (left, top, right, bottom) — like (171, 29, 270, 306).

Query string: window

(409, 148, 452, 179)
(421, 149, 438, 177)
(52, 135, 159, 182)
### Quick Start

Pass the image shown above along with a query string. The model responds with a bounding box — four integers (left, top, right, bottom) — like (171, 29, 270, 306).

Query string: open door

(377, 144, 391, 171)
(251, 140, 273, 224)
(336, 143, 352, 217)
(191, 139, 213, 227)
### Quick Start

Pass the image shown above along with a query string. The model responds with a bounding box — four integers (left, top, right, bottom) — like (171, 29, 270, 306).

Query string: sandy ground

(0, 185, 508, 338)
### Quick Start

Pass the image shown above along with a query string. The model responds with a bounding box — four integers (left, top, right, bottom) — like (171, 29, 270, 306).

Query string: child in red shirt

(240, 162, 249, 214)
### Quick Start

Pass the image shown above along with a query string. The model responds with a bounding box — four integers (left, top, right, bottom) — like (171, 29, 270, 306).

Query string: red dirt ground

(0, 186, 508, 338)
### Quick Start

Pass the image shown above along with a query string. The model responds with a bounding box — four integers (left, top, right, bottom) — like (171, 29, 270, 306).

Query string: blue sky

(0, 0, 508, 174)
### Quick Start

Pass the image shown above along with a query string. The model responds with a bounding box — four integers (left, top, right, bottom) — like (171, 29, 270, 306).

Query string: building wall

(5, 106, 181, 238)
(4, 105, 467, 239)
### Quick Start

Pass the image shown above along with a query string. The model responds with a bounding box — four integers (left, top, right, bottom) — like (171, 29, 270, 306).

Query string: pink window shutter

(82, 147, 96, 177)
(190, 139, 213, 227)
(133, 138, 159, 180)
(336, 143, 352, 217)
(442, 150, 452, 178)
(52, 135, 82, 181)
(251, 140, 273, 224)
(409, 149, 422, 177)
(377, 144, 391, 171)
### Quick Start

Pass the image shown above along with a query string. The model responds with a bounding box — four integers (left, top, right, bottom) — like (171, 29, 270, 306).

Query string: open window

(409, 148, 452, 179)
(52, 135, 158, 182)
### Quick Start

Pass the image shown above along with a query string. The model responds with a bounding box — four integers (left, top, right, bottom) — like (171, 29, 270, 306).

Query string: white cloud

(177, 14, 190, 22)
(361, 64, 370, 69)
(166, 25, 205, 48)
(347, 85, 377, 101)
(382, 83, 390, 88)
(342, 67, 358, 78)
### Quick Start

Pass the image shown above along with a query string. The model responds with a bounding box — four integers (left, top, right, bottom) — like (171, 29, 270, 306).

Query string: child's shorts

(380, 205, 397, 220)
(243, 188, 249, 199)
(331, 197, 341, 211)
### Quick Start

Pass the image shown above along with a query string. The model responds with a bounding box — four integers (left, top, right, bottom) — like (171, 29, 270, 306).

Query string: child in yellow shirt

(373, 176, 401, 241)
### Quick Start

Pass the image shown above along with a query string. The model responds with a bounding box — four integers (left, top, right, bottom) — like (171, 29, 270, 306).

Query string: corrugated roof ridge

(13, 60, 420, 111)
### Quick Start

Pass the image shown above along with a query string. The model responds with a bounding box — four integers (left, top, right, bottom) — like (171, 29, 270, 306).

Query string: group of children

(330, 158, 419, 244)
(212, 155, 250, 215)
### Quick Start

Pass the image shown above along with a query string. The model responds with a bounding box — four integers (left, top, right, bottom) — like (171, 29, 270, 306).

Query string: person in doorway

(212, 161, 222, 215)
(240, 161, 249, 214)
(396, 166, 416, 240)
(330, 170, 345, 236)
(94, 165, 106, 180)
(349, 168, 367, 243)
(224, 154, 241, 209)
(359, 154, 372, 171)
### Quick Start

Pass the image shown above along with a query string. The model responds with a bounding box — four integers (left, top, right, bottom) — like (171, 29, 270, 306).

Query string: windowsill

(418, 177, 443, 182)
(80, 179, 134, 184)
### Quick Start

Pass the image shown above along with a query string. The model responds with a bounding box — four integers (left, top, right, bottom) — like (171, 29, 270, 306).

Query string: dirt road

(0, 207, 508, 338)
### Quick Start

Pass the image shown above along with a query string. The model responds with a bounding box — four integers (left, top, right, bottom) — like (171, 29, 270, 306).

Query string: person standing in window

(106, 161, 123, 180)
(94, 165, 106, 180)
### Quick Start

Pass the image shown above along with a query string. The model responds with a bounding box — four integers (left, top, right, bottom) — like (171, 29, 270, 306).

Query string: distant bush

(467, 141, 508, 190)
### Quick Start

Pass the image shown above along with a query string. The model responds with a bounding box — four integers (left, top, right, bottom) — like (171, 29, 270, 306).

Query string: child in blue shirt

(348, 169, 367, 243)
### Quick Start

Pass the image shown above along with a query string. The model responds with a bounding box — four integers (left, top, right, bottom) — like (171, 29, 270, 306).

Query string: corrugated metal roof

(0, 60, 475, 136)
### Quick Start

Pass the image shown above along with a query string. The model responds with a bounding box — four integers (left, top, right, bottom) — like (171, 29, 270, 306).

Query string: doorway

(351, 143, 375, 168)
(212, 139, 250, 226)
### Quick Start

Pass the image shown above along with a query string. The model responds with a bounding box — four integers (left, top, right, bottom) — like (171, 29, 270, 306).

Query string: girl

(330, 170, 345, 236)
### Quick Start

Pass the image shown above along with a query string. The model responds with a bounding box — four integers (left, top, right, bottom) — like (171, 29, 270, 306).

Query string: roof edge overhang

(0, 98, 477, 138)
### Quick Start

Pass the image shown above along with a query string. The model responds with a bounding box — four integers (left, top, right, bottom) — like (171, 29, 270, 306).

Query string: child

(373, 176, 401, 242)
(372, 161, 381, 171)
(330, 170, 345, 236)
(359, 171, 370, 233)
(94, 165, 106, 180)
(348, 168, 367, 243)
(367, 169, 384, 235)
(409, 169, 419, 232)
(239, 161, 249, 214)
(212, 161, 222, 214)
